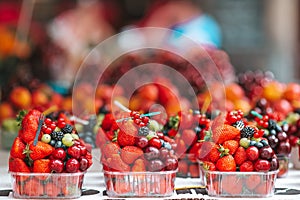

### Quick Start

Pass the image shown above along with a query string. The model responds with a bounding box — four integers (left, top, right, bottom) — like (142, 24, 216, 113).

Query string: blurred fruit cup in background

(276, 154, 290, 178)
(0, 118, 19, 150)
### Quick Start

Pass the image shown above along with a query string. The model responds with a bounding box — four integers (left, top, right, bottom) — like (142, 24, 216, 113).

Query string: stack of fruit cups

(197, 110, 279, 198)
(8, 109, 93, 199)
(99, 110, 178, 197)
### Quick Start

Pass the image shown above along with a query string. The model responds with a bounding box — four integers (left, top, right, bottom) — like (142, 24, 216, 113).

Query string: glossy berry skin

(259, 146, 274, 160)
(165, 157, 178, 171)
(50, 159, 64, 173)
(148, 159, 164, 172)
(246, 146, 259, 161)
(135, 137, 149, 149)
(267, 135, 279, 149)
(149, 137, 162, 149)
(270, 157, 279, 171)
(144, 146, 160, 160)
(67, 145, 81, 159)
(52, 148, 67, 161)
(79, 157, 89, 171)
(159, 148, 170, 161)
(66, 158, 80, 173)
(277, 141, 291, 155)
(254, 159, 271, 172)
(277, 132, 288, 141)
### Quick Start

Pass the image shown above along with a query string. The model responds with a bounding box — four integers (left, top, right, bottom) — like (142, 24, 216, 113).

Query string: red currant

(50, 122, 57, 130)
(141, 116, 149, 124)
(58, 121, 66, 129)
(134, 118, 141, 125)
(44, 118, 52, 125)
(45, 127, 52, 134)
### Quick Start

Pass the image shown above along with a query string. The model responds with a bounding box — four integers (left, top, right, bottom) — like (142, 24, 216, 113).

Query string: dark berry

(254, 142, 264, 148)
(62, 124, 73, 133)
(55, 141, 63, 148)
(268, 119, 277, 130)
(52, 131, 64, 141)
(50, 140, 56, 147)
(148, 159, 164, 172)
(138, 126, 150, 136)
(233, 120, 245, 130)
(241, 126, 255, 138)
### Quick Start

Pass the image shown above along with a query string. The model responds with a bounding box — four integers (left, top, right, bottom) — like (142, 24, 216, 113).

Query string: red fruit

(28, 141, 54, 160)
(117, 122, 138, 147)
(208, 144, 221, 163)
(167, 128, 178, 138)
(223, 140, 239, 155)
(216, 155, 236, 171)
(174, 138, 186, 157)
(102, 142, 120, 159)
(52, 148, 67, 160)
(148, 137, 162, 149)
(66, 158, 80, 173)
(9, 157, 30, 172)
(254, 159, 271, 172)
(85, 151, 93, 168)
(196, 141, 215, 161)
(33, 159, 51, 173)
(212, 124, 240, 144)
(120, 146, 143, 164)
(19, 109, 42, 143)
(245, 174, 261, 190)
(50, 159, 64, 173)
(101, 113, 115, 131)
(67, 145, 81, 159)
(234, 146, 247, 165)
(259, 146, 274, 160)
(135, 136, 149, 149)
(202, 161, 216, 171)
(189, 164, 199, 178)
(222, 175, 243, 195)
(95, 128, 108, 147)
(188, 143, 202, 162)
(78, 144, 87, 156)
(107, 154, 130, 171)
(178, 160, 188, 176)
(131, 158, 146, 172)
(240, 160, 254, 172)
(255, 181, 272, 195)
(181, 129, 197, 146)
(10, 137, 26, 159)
(79, 157, 89, 171)
(44, 182, 60, 197)
(246, 146, 259, 161)
(165, 157, 178, 171)
(23, 178, 44, 196)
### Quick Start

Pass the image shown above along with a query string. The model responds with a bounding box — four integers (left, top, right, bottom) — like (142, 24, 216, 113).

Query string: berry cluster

(99, 111, 178, 173)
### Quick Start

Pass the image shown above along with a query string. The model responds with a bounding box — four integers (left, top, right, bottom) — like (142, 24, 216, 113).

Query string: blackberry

(233, 120, 245, 130)
(268, 119, 277, 131)
(138, 126, 150, 136)
(62, 124, 73, 133)
(241, 126, 255, 138)
(51, 131, 64, 141)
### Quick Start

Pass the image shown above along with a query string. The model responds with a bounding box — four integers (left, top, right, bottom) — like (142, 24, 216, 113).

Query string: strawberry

(189, 164, 199, 178)
(102, 142, 120, 159)
(107, 154, 130, 171)
(254, 181, 272, 195)
(23, 178, 44, 196)
(240, 160, 254, 172)
(117, 122, 137, 147)
(181, 129, 197, 147)
(19, 109, 42, 143)
(28, 141, 54, 160)
(202, 161, 216, 171)
(222, 140, 239, 155)
(131, 158, 146, 172)
(178, 160, 188, 176)
(188, 143, 201, 162)
(120, 146, 143, 164)
(196, 141, 215, 161)
(44, 182, 61, 197)
(95, 128, 108, 147)
(216, 155, 236, 171)
(208, 144, 220, 163)
(9, 157, 30, 172)
(245, 174, 261, 190)
(234, 146, 247, 165)
(101, 113, 115, 131)
(10, 137, 26, 159)
(221, 175, 243, 195)
(33, 159, 51, 173)
(212, 124, 240, 144)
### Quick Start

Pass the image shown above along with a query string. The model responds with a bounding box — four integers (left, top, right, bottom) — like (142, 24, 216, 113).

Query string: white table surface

(1, 148, 300, 199)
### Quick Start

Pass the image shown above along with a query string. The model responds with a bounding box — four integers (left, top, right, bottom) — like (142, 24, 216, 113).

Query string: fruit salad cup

(277, 154, 290, 178)
(204, 170, 278, 198)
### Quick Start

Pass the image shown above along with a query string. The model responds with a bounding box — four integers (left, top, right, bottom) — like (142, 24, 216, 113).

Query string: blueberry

(250, 140, 256, 146)
(254, 142, 264, 148)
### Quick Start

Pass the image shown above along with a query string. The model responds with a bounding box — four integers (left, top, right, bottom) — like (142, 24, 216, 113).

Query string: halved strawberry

(117, 122, 137, 147)
(102, 142, 120, 159)
(107, 154, 130, 171)
(212, 124, 240, 144)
